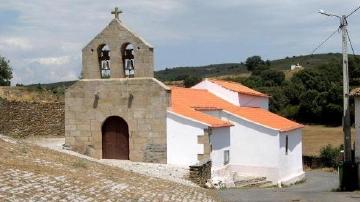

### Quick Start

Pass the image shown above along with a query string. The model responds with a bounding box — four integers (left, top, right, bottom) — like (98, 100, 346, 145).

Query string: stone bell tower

(65, 8, 170, 163)
(81, 7, 154, 79)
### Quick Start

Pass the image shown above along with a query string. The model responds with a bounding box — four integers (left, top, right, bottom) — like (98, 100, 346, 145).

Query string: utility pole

(318, 7, 360, 190)
(341, 15, 352, 162)
(319, 10, 352, 162)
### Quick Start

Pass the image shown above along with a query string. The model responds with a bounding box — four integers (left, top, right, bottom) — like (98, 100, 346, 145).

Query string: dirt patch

(302, 125, 355, 156)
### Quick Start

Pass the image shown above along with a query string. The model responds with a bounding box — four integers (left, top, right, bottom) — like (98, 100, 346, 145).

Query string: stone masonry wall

(0, 98, 64, 138)
(65, 78, 170, 163)
(82, 19, 154, 79)
(189, 160, 212, 187)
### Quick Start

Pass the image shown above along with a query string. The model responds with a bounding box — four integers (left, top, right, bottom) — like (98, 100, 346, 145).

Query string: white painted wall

(192, 80, 239, 105)
(192, 79, 269, 109)
(166, 112, 207, 166)
(278, 129, 304, 182)
(220, 111, 281, 181)
(210, 127, 231, 169)
(238, 94, 269, 110)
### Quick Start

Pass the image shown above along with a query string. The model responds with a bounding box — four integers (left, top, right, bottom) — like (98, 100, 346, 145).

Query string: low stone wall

(0, 98, 64, 138)
(189, 160, 212, 187)
(303, 156, 323, 169)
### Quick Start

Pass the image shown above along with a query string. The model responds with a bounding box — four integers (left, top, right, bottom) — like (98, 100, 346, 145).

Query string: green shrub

(320, 144, 341, 168)
(184, 76, 202, 87)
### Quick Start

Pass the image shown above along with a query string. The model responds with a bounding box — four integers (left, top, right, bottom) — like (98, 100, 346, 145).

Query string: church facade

(65, 9, 170, 163)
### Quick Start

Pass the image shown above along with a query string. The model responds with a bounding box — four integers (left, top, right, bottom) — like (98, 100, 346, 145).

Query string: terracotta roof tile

(209, 79, 269, 97)
(170, 86, 303, 132)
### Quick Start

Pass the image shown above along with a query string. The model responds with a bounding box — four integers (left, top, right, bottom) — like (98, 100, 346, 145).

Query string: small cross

(111, 7, 122, 19)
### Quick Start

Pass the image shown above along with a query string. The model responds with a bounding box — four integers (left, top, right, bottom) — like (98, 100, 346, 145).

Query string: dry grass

(0, 86, 63, 103)
(283, 69, 302, 80)
(302, 125, 355, 156)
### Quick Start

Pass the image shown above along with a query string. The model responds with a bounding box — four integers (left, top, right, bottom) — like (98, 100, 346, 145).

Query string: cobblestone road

(0, 137, 218, 201)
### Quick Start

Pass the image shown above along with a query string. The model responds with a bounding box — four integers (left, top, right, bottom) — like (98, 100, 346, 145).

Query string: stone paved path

(24, 136, 196, 187)
(0, 136, 218, 201)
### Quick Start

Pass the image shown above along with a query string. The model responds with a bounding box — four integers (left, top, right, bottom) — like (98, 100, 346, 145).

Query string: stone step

(234, 176, 272, 188)
(258, 181, 274, 188)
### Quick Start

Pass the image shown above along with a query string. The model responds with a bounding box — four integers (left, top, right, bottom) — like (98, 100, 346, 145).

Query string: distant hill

(24, 80, 77, 96)
(26, 80, 77, 89)
(155, 63, 248, 81)
(155, 53, 344, 81)
(23, 53, 345, 89)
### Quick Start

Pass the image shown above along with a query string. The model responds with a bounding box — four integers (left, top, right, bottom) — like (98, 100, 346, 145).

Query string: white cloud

(30, 56, 71, 65)
(0, 37, 32, 50)
(1, 0, 360, 84)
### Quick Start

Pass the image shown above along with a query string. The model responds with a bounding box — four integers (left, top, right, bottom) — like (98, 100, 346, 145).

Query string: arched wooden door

(102, 116, 129, 159)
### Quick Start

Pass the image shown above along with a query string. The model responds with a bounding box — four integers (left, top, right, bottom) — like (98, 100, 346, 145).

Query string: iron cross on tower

(111, 7, 122, 19)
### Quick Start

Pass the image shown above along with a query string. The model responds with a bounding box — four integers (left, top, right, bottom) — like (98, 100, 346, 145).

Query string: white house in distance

(167, 79, 305, 186)
(290, 63, 304, 71)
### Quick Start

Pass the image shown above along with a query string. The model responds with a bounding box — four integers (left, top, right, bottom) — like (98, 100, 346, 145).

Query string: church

(65, 8, 304, 186)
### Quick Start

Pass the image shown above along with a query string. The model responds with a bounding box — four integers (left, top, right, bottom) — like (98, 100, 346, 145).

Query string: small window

(224, 150, 230, 165)
(285, 135, 289, 155)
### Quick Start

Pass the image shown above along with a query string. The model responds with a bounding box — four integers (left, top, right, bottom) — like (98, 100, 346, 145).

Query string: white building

(167, 79, 304, 186)
(291, 63, 303, 71)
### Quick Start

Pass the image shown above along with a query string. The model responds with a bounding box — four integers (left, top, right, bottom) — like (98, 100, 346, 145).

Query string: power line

(311, 28, 339, 55)
(347, 5, 360, 18)
(346, 29, 356, 57)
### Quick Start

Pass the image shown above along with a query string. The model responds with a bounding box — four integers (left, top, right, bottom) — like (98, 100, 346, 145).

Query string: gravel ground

(218, 170, 360, 202)
(23, 136, 197, 187)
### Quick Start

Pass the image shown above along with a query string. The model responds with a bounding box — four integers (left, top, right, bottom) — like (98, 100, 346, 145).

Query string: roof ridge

(207, 79, 269, 97)
(209, 78, 246, 86)
(171, 86, 208, 92)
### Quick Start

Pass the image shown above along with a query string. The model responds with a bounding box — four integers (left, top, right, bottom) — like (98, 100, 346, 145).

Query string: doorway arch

(102, 116, 129, 159)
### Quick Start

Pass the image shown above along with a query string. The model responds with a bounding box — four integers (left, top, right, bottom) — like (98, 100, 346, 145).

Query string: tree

(259, 69, 285, 86)
(265, 60, 271, 66)
(245, 56, 265, 71)
(0, 56, 12, 86)
(297, 89, 322, 122)
(184, 76, 202, 88)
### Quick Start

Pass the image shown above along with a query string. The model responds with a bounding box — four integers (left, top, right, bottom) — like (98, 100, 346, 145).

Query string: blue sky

(0, 0, 360, 84)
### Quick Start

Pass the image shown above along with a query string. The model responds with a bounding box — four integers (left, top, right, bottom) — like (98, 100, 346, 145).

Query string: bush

(184, 76, 202, 87)
(320, 144, 342, 168)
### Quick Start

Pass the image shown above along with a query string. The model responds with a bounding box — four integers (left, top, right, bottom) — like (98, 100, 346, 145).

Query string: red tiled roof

(209, 79, 269, 97)
(170, 86, 303, 132)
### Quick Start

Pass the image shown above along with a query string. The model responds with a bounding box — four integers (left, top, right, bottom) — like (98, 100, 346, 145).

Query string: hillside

(24, 53, 344, 87)
(155, 53, 343, 81)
